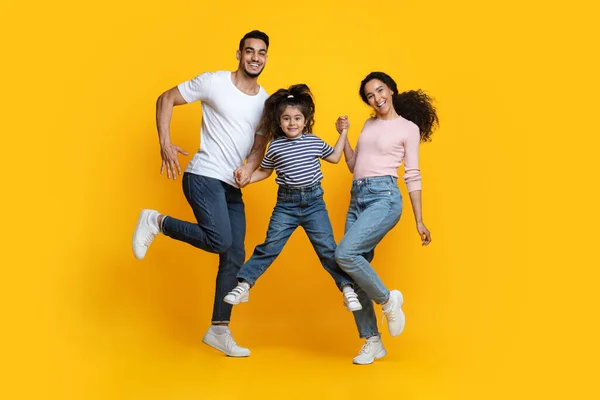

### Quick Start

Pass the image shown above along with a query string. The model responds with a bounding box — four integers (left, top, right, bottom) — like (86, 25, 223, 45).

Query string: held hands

(417, 222, 432, 246)
(234, 165, 253, 188)
(336, 116, 350, 134)
(160, 143, 189, 179)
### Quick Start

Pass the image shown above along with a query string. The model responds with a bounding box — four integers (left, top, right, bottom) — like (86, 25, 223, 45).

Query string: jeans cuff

(211, 320, 230, 324)
(375, 291, 390, 305)
(359, 332, 380, 339)
(236, 275, 256, 287)
(338, 280, 354, 291)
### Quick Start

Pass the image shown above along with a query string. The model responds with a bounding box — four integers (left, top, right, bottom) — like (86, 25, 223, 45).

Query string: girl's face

(279, 106, 306, 138)
(364, 79, 395, 118)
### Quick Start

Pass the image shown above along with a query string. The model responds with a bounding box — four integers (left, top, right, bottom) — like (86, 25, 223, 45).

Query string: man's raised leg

(132, 174, 233, 259)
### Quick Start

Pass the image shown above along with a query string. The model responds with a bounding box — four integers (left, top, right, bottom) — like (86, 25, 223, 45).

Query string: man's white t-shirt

(177, 70, 268, 187)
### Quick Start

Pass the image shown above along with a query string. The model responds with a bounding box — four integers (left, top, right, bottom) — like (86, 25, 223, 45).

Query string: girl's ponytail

(257, 84, 316, 141)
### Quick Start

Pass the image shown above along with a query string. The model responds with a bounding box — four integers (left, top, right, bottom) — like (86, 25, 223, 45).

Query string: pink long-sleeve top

(346, 116, 422, 192)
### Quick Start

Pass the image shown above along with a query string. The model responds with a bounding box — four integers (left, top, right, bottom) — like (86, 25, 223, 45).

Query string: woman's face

(364, 79, 395, 117)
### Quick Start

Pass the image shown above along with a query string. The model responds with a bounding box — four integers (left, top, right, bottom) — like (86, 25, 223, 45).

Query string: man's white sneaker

(382, 289, 406, 337)
(223, 283, 250, 305)
(353, 336, 387, 365)
(202, 328, 250, 357)
(132, 209, 160, 259)
(343, 290, 363, 312)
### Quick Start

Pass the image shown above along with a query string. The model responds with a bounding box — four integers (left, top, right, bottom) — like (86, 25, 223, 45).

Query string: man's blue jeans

(162, 173, 245, 324)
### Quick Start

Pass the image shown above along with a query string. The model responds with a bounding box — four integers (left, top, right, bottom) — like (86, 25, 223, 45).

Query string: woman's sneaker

(353, 336, 387, 365)
(223, 282, 250, 305)
(382, 290, 405, 336)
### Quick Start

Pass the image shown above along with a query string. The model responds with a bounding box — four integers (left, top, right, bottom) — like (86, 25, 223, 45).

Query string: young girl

(335, 72, 439, 364)
(223, 84, 361, 312)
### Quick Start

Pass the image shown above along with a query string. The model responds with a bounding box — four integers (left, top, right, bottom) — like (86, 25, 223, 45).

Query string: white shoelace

(358, 339, 377, 355)
(225, 331, 240, 350)
(382, 302, 396, 326)
(143, 231, 156, 246)
(358, 341, 373, 355)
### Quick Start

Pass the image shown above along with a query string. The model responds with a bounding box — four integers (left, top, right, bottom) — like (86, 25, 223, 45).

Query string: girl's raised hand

(336, 116, 350, 134)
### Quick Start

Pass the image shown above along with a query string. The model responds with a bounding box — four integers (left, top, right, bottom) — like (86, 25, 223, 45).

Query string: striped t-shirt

(261, 133, 334, 188)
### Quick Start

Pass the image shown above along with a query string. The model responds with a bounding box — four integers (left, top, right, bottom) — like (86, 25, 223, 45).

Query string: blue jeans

(162, 173, 246, 324)
(335, 176, 403, 338)
(237, 183, 354, 291)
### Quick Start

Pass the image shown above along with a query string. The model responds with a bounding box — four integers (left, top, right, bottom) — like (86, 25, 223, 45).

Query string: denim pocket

(314, 186, 324, 199)
(367, 181, 392, 194)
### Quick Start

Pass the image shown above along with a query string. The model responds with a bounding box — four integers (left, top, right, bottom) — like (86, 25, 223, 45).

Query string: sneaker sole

(202, 337, 250, 357)
(344, 300, 363, 312)
(394, 309, 406, 336)
(346, 304, 363, 312)
(388, 290, 406, 337)
(353, 348, 387, 365)
(223, 295, 249, 305)
(132, 210, 153, 260)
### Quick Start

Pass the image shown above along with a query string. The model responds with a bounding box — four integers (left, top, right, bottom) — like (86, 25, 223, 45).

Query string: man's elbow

(157, 91, 169, 107)
(157, 89, 179, 109)
(253, 137, 268, 153)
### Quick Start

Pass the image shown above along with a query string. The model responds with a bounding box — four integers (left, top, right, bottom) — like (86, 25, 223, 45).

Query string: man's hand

(160, 143, 189, 179)
(234, 165, 253, 188)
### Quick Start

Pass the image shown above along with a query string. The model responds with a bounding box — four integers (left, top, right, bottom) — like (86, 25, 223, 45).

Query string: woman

(334, 71, 439, 364)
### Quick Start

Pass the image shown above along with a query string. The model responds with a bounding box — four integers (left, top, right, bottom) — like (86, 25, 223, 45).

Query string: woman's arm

(404, 125, 430, 245)
(335, 116, 357, 172)
(408, 190, 431, 245)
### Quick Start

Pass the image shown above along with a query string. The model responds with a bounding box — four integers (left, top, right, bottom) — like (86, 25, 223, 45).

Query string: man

(132, 30, 270, 357)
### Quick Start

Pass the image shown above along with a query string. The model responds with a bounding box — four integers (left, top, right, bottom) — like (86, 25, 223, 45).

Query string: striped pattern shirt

(261, 133, 334, 187)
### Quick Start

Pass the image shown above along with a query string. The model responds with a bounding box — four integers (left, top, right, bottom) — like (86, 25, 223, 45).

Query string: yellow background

(2, 0, 598, 399)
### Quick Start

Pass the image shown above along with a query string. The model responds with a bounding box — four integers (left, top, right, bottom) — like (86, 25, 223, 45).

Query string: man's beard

(243, 65, 264, 78)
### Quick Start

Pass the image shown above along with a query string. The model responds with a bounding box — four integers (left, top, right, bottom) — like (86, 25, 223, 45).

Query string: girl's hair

(257, 84, 315, 142)
(359, 72, 439, 142)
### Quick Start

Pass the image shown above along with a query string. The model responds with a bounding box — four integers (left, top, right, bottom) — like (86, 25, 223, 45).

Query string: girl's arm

(324, 129, 348, 164)
(250, 167, 274, 184)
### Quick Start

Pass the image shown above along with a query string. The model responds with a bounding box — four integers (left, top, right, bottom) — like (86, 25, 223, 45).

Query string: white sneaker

(382, 290, 406, 337)
(223, 283, 250, 305)
(132, 209, 160, 259)
(343, 289, 363, 311)
(353, 336, 387, 365)
(202, 328, 250, 357)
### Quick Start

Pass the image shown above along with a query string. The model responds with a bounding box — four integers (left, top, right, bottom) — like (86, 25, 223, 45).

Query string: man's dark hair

(239, 30, 269, 51)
